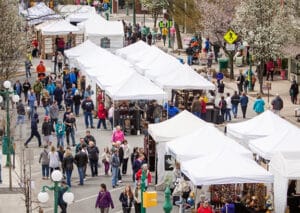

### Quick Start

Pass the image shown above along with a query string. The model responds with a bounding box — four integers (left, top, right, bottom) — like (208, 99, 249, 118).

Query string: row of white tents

(64, 39, 214, 103)
(149, 109, 300, 213)
(21, 3, 124, 49)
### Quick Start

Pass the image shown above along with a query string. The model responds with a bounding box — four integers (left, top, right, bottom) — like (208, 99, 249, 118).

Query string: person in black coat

(290, 80, 299, 104)
(24, 113, 41, 148)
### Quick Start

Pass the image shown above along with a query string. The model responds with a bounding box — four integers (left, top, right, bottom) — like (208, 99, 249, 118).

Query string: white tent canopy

(78, 14, 124, 49)
(115, 41, 151, 59)
(116, 44, 215, 90)
(57, 5, 96, 23)
(249, 126, 300, 160)
(41, 19, 81, 35)
(21, 2, 61, 25)
(166, 125, 252, 161)
(182, 149, 273, 186)
(148, 110, 210, 185)
(270, 152, 300, 213)
(105, 73, 166, 100)
(226, 110, 293, 142)
(148, 110, 209, 142)
(65, 40, 99, 59)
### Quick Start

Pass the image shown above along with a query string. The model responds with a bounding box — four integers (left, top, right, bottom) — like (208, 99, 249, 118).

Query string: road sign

(226, 43, 235, 51)
(224, 29, 238, 44)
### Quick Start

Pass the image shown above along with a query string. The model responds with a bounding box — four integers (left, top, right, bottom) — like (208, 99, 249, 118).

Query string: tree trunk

(175, 22, 182, 49)
(229, 52, 234, 79)
(153, 12, 158, 28)
(258, 61, 264, 94)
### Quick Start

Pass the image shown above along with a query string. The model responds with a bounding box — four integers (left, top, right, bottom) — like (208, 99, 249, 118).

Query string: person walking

(23, 79, 31, 103)
(122, 140, 130, 175)
(28, 90, 36, 120)
(24, 113, 42, 148)
(39, 145, 50, 180)
(119, 185, 134, 213)
(48, 146, 60, 175)
(33, 79, 43, 107)
(58, 181, 68, 213)
(50, 101, 59, 131)
(231, 91, 240, 119)
(64, 113, 76, 147)
(54, 84, 64, 110)
(290, 80, 299, 104)
(225, 93, 232, 122)
(81, 95, 95, 128)
(95, 183, 115, 213)
(218, 96, 227, 121)
(236, 70, 245, 95)
(55, 120, 65, 148)
(271, 94, 284, 115)
(73, 90, 81, 117)
(87, 141, 100, 177)
(221, 199, 235, 213)
(62, 147, 74, 187)
(133, 182, 142, 213)
(42, 116, 53, 146)
(240, 92, 249, 119)
(25, 57, 32, 78)
(253, 94, 265, 114)
(16, 100, 26, 126)
(108, 104, 114, 130)
(74, 147, 88, 186)
(101, 147, 111, 175)
(84, 130, 96, 145)
(112, 125, 125, 143)
(111, 148, 120, 188)
(191, 96, 201, 118)
(97, 101, 107, 130)
(186, 44, 194, 66)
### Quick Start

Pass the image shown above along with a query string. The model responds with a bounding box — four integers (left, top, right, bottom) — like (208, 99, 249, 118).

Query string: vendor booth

(166, 125, 252, 162)
(226, 110, 294, 143)
(40, 20, 83, 59)
(21, 2, 61, 25)
(249, 126, 300, 161)
(148, 110, 209, 185)
(77, 14, 124, 50)
(270, 152, 300, 213)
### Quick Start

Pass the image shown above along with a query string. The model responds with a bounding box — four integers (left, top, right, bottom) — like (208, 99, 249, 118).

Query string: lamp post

(163, 186, 172, 213)
(0, 80, 20, 191)
(141, 169, 146, 213)
(38, 170, 74, 213)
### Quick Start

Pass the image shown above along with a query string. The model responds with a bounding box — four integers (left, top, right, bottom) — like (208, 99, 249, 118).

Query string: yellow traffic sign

(224, 29, 238, 44)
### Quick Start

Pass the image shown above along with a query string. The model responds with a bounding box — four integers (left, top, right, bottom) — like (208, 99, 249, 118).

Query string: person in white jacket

(225, 93, 232, 121)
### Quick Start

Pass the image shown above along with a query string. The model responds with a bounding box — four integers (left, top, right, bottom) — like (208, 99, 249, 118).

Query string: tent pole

(113, 99, 115, 130)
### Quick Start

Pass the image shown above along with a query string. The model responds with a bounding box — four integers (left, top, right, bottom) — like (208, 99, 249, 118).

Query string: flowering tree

(233, 0, 295, 93)
(196, 0, 239, 79)
(0, 0, 26, 80)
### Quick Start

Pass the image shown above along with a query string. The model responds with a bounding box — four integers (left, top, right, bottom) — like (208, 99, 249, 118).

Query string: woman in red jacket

(197, 200, 213, 213)
(135, 164, 151, 189)
(97, 101, 107, 130)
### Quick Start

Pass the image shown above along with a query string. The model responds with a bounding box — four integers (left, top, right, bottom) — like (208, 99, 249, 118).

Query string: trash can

(219, 58, 229, 72)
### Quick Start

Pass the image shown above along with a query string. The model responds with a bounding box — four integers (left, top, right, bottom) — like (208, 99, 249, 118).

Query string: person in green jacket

(253, 94, 265, 114)
(33, 79, 43, 107)
(55, 120, 65, 148)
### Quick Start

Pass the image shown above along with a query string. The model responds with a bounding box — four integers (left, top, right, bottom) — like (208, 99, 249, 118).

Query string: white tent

(41, 19, 81, 35)
(115, 41, 151, 59)
(65, 40, 99, 59)
(105, 72, 166, 100)
(116, 44, 215, 90)
(148, 110, 209, 142)
(166, 125, 252, 161)
(57, 5, 96, 23)
(270, 152, 300, 213)
(148, 110, 210, 185)
(78, 14, 124, 49)
(181, 149, 273, 186)
(249, 126, 300, 160)
(226, 110, 293, 142)
(21, 2, 61, 25)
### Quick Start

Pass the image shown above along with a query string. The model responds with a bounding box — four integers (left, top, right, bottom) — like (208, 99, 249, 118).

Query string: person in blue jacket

(253, 94, 265, 114)
(164, 101, 179, 118)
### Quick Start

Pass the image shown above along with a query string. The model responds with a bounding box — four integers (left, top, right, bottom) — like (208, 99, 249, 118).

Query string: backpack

(219, 99, 227, 109)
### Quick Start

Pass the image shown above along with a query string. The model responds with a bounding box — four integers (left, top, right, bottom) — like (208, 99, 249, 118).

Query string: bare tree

(0, 0, 26, 80)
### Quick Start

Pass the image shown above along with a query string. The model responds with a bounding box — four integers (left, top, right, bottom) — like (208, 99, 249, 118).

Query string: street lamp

(38, 170, 74, 213)
(0, 80, 20, 191)
(132, 0, 136, 26)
